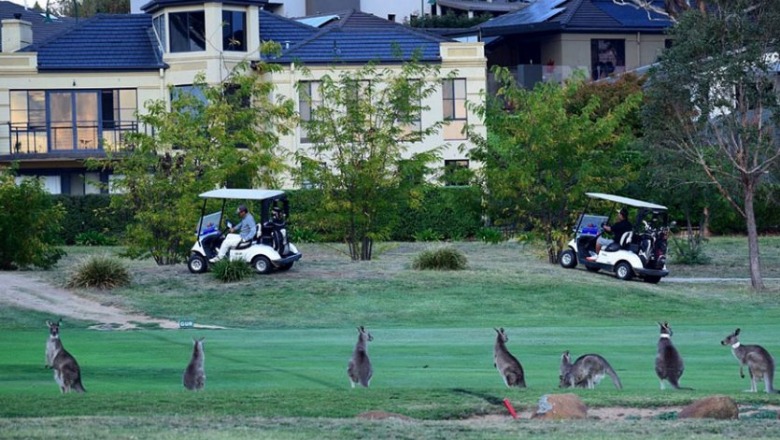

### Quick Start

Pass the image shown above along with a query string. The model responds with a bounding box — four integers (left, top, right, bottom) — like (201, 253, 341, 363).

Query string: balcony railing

(6, 121, 140, 157)
(487, 64, 591, 93)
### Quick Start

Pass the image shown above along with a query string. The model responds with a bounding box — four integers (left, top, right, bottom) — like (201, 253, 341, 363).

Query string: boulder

(678, 395, 739, 419)
(532, 393, 587, 420)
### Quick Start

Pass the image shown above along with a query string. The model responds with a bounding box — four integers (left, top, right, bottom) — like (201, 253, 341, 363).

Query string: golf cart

(187, 189, 302, 274)
(559, 193, 670, 283)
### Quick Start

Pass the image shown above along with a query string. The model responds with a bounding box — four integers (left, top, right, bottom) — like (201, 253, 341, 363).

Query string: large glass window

(222, 10, 246, 52)
(591, 39, 625, 80)
(442, 78, 467, 140)
(298, 81, 321, 143)
(153, 14, 167, 52)
(170, 11, 205, 53)
(8, 89, 137, 154)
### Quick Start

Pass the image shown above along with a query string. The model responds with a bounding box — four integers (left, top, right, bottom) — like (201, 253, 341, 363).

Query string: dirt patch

(469, 404, 780, 422)
(0, 273, 222, 330)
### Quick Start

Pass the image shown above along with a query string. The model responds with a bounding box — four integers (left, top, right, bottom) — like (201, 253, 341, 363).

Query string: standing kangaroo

(45, 319, 86, 393)
(559, 350, 622, 390)
(347, 326, 373, 388)
(183, 337, 206, 391)
(655, 321, 690, 390)
(721, 328, 778, 393)
(493, 328, 526, 388)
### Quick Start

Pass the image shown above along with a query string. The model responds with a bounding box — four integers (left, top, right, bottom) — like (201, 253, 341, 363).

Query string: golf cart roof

(586, 193, 667, 210)
(199, 189, 286, 200)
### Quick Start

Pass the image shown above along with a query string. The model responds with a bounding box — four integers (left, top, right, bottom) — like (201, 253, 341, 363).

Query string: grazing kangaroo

(183, 337, 206, 391)
(559, 350, 622, 390)
(347, 326, 373, 388)
(493, 328, 526, 388)
(721, 328, 778, 393)
(655, 321, 690, 390)
(45, 319, 86, 393)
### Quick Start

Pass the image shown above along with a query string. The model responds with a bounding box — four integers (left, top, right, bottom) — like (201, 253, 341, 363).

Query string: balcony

(487, 64, 591, 93)
(5, 121, 139, 160)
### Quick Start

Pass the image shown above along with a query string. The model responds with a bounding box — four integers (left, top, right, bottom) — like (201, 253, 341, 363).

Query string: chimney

(2, 17, 33, 53)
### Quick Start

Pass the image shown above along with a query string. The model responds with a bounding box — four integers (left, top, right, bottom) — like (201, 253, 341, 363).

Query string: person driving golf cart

(210, 204, 256, 263)
(587, 207, 632, 261)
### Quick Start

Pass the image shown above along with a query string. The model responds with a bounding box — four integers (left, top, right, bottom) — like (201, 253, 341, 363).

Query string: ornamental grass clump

(67, 255, 130, 289)
(412, 247, 467, 271)
(211, 258, 253, 283)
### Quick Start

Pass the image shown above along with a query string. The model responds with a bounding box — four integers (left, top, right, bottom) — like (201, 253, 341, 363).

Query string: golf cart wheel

(252, 255, 272, 274)
(644, 275, 661, 284)
(559, 249, 577, 269)
(277, 262, 294, 271)
(615, 262, 634, 281)
(188, 254, 207, 274)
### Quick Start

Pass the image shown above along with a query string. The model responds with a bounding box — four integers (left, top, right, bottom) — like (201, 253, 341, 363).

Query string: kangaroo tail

(605, 364, 623, 390)
(73, 379, 86, 393)
(669, 379, 693, 391)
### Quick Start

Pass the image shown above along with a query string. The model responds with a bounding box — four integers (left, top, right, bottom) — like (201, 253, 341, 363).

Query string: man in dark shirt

(588, 207, 632, 260)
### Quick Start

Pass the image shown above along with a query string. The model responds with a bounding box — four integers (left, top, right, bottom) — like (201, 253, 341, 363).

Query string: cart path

(0, 273, 223, 330)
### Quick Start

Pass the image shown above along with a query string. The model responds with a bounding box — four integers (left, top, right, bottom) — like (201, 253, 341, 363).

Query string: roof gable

(265, 10, 448, 64)
(26, 14, 165, 71)
(480, 0, 671, 36)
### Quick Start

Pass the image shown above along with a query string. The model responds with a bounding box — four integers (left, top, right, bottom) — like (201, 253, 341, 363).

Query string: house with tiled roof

(477, 0, 672, 88)
(0, 0, 485, 193)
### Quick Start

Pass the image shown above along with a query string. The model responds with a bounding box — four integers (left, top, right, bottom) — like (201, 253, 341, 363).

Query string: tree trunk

(743, 186, 764, 290)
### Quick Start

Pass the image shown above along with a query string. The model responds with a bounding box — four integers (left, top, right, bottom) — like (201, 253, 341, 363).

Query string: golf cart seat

(605, 231, 633, 252)
(235, 224, 262, 250)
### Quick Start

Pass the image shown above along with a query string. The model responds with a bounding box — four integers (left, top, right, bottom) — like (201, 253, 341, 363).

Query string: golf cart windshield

(197, 211, 222, 236)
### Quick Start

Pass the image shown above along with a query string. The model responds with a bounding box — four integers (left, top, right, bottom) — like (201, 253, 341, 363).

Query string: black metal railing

(6, 121, 141, 156)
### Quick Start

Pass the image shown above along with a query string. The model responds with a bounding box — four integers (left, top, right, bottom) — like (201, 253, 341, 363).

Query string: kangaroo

(493, 328, 526, 388)
(655, 321, 690, 390)
(183, 337, 206, 391)
(720, 328, 778, 393)
(559, 350, 622, 390)
(45, 319, 86, 393)
(347, 326, 373, 388)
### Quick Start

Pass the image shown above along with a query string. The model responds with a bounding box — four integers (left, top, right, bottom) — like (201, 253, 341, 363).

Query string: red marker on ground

(503, 397, 519, 419)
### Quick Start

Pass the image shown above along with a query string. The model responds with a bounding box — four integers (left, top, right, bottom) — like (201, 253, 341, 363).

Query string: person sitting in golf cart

(587, 207, 632, 261)
(210, 204, 256, 263)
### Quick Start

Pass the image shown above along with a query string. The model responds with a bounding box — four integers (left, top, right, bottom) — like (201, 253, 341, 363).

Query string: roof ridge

(23, 14, 102, 52)
(259, 9, 317, 31)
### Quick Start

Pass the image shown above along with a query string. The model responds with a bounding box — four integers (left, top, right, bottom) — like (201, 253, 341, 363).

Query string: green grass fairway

(1, 239, 780, 438)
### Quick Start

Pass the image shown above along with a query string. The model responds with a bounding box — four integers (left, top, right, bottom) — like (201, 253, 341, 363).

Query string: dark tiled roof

(480, 0, 671, 36)
(25, 14, 165, 71)
(265, 10, 448, 64)
(259, 9, 317, 48)
(0, 1, 76, 52)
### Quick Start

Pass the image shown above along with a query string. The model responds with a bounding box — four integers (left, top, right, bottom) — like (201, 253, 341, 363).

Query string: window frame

(442, 78, 467, 140)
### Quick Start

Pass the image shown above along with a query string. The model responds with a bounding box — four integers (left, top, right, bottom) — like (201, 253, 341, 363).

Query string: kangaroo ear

(46, 320, 52, 327)
(735, 328, 741, 335)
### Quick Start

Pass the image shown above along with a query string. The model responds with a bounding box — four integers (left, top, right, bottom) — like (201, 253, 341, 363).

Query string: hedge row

(51, 186, 777, 245)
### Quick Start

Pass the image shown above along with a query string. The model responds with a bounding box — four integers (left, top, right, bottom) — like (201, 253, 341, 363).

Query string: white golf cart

(187, 189, 302, 274)
(559, 193, 670, 283)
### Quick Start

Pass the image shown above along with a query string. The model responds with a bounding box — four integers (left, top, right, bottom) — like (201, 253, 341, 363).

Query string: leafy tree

(611, 0, 707, 21)
(91, 59, 295, 265)
(407, 11, 492, 29)
(54, 0, 129, 17)
(0, 169, 66, 270)
(469, 67, 642, 263)
(294, 61, 449, 260)
(643, 0, 780, 290)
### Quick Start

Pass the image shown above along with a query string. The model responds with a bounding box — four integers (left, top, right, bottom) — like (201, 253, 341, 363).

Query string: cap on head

(618, 207, 628, 218)
(236, 204, 247, 214)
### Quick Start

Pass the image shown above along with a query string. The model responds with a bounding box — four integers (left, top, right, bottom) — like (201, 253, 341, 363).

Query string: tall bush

(0, 170, 66, 269)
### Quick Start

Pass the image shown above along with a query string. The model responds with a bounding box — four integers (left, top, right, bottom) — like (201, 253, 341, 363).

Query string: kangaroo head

(559, 351, 572, 387)
(494, 327, 508, 343)
(358, 326, 373, 342)
(721, 328, 741, 346)
(193, 337, 205, 348)
(46, 318, 62, 338)
(658, 321, 673, 337)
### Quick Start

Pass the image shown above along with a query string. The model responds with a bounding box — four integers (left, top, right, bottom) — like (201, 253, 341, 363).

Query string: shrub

(211, 258, 252, 283)
(413, 228, 443, 242)
(477, 227, 505, 244)
(67, 255, 131, 289)
(412, 247, 467, 271)
(75, 231, 117, 246)
(670, 233, 711, 265)
(0, 171, 66, 269)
